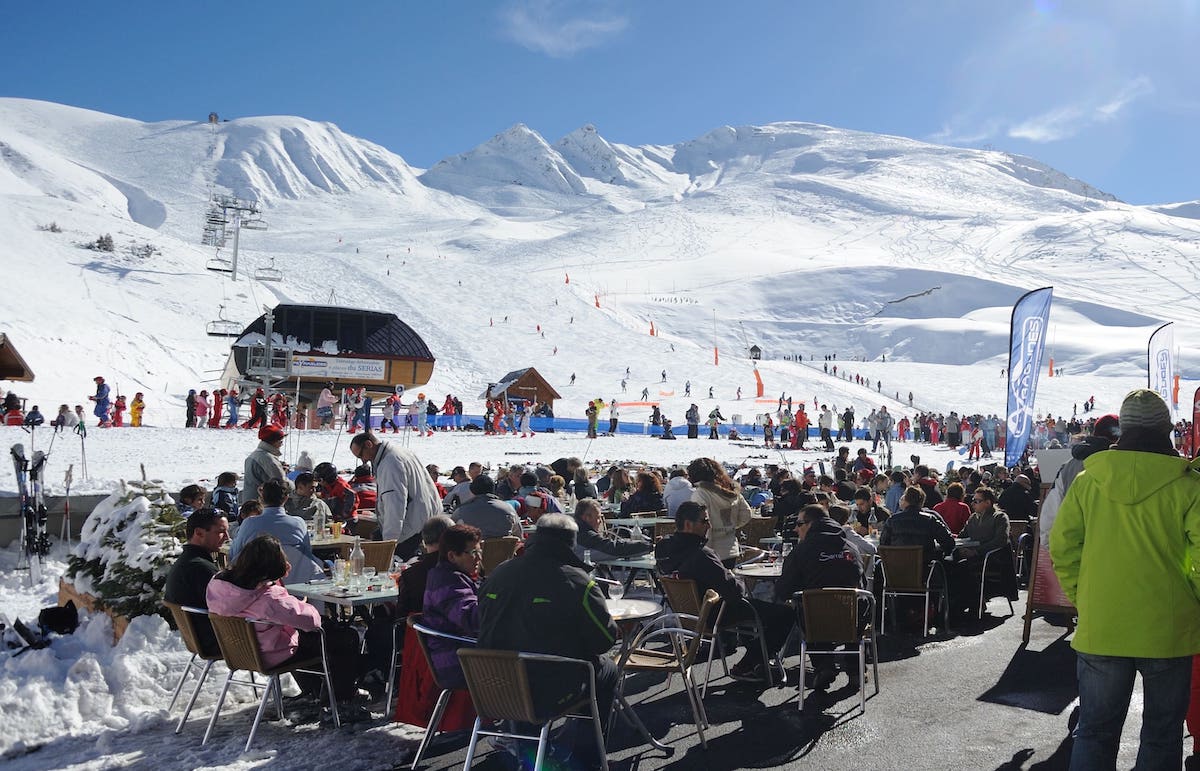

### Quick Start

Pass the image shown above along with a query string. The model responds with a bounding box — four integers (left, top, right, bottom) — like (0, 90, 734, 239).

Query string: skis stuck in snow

(11, 443, 51, 585)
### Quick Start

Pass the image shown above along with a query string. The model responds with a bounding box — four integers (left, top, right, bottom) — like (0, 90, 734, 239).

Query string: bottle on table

(350, 536, 365, 580)
(314, 509, 326, 540)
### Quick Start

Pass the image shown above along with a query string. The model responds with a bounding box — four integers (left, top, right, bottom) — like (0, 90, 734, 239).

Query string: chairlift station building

(219, 304, 435, 402)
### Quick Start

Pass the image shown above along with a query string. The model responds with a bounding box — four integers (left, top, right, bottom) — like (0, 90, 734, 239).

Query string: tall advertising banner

(1148, 322, 1175, 419)
(1005, 287, 1054, 467)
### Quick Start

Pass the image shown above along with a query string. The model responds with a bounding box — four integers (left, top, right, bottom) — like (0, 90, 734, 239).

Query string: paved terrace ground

(10, 590, 1175, 771)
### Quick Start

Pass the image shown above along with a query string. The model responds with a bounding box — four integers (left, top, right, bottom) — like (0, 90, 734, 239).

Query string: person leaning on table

(349, 431, 441, 560)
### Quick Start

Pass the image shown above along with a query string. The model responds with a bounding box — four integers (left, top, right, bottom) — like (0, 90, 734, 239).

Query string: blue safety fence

(365, 412, 871, 439)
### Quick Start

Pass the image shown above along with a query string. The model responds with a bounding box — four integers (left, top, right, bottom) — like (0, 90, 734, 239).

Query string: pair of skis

(11, 444, 51, 585)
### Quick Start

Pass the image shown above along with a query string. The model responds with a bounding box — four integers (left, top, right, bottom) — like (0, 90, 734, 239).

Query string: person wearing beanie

(1050, 388, 1200, 769)
(477, 513, 618, 766)
(451, 474, 521, 538)
(1038, 414, 1121, 547)
(240, 423, 287, 505)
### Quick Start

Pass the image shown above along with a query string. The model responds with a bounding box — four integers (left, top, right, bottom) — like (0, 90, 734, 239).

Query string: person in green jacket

(1050, 389, 1200, 770)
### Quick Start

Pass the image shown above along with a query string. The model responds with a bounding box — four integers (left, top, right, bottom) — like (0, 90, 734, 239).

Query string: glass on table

(608, 581, 625, 601)
(363, 566, 377, 587)
(389, 557, 404, 589)
(332, 558, 348, 587)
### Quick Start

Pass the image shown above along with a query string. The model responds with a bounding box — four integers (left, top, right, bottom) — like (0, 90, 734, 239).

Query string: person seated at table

(879, 486, 955, 565)
(828, 503, 876, 571)
(238, 499, 263, 524)
(775, 504, 866, 690)
(851, 486, 890, 534)
(395, 515, 455, 618)
(287, 471, 334, 524)
(602, 467, 633, 505)
(163, 507, 229, 655)
(663, 467, 693, 518)
(574, 497, 653, 562)
(177, 484, 206, 519)
(656, 501, 793, 681)
(951, 486, 1016, 616)
(478, 514, 618, 767)
(350, 464, 377, 510)
(228, 478, 324, 584)
(572, 466, 599, 500)
(688, 458, 753, 568)
(206, 534, 366, 714)
(495, 464, 525, 501)
(517, 471, 563, 515)
(932, 482, 972, 535)
(772, 478, 813, 537)
(422, 524, 483, 689)
(620, 471, 665, 516)
(313, 462, 359, 533)
(452, 474, 522, 538)
(547, 474, 570, 511)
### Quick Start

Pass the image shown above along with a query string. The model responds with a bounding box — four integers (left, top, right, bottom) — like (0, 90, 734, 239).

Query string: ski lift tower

(243, 305, 292, 397)
(199, 193, 267, 281)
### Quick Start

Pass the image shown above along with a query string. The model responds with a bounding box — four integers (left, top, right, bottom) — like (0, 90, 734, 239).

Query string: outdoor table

(605, 597, 671, 751)
(595, 554, 659, 594)
(605, 516, 674, 529)
(733, 562, 783, 580)
(288, 577, 397, 619)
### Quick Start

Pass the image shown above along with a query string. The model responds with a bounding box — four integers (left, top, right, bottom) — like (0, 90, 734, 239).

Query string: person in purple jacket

(421, 524, 483, 689)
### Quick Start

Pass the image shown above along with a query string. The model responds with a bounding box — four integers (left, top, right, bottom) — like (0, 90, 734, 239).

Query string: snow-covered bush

(64, 481, 185, 621)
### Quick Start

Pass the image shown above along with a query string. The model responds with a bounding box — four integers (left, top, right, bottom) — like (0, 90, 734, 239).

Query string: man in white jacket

(662, 468, 694, 517)
(349, 431, 442, 559)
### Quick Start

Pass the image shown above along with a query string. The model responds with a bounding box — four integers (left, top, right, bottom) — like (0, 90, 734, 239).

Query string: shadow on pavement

(978, 634, 1077, 714)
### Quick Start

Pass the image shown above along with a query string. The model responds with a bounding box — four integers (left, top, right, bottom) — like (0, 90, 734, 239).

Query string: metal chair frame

(793, 588, 880, 714)
(407, 618, 477, 769)
(877, 546, 948, 637)
(977, 545, 1017, 619)
(457, 649, 608, 771)
(203, 614, 340, 751)
(163, 602, 222, 734)
(610, 613, 709, 749)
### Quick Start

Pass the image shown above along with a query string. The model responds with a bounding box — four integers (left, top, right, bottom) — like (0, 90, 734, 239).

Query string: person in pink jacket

(206, 534, 364, 707)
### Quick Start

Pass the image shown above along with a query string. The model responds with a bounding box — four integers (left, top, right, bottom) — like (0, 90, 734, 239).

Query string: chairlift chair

(206, 305, 243, 337)
(241, 216, 268, 231)
(253, 257, 283, 282)
(206, 255, 233, 274)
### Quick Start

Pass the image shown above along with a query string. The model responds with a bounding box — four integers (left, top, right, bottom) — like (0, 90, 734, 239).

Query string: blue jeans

(1071, 652, 1191, 771)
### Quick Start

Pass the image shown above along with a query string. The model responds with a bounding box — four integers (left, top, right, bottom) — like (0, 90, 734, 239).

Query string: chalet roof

(0, 334, 35, 382)
(479, 367, 562, 401)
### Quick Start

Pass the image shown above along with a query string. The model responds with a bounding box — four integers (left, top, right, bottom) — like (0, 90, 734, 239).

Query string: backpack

(515, 489, 555, 520)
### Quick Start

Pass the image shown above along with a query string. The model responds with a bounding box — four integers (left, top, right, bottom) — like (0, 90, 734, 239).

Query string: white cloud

(499, 0, 628, 58)
(1008, 76, 1153, 142)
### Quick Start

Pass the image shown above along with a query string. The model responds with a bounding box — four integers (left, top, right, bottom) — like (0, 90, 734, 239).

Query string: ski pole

(61, 465, 73, 544)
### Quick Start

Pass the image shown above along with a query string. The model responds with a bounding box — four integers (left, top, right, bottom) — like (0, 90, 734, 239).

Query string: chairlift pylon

(254, 257, 283, 283)
(206, 304, 243, 337)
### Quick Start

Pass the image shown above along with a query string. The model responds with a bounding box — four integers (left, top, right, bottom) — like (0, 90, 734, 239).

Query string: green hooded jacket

(1050, 450, 1200, 657)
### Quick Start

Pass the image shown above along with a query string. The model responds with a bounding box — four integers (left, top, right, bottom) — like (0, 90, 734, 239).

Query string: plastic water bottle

(583, 549, 593, 568)
(313, 509, 326, 540)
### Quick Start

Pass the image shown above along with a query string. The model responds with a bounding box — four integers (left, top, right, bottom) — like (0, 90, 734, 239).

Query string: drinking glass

(389, 558, 403, 589)
(608, 582, 625, 601)
(363, 567, 377, 587)
(781, 543, 793, 560)
(333, 559, 347, 587)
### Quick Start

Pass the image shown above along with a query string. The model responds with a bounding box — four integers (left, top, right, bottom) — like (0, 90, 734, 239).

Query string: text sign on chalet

(292, 355, 387, 382)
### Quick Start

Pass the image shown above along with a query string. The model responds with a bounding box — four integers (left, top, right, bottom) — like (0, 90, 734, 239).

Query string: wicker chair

(659, 576, 774, 695)
(653, 522, 675, 542)
(457, 648, 608, 771)
(203, 613, 340, 751)
(793, 588, 879, 714)
(610, 601, 713, 748)
(163, 601, 223, 734)
(877, 546, 948, 637)
(481, 536, 520, 576)
(361, 539, 398, 573)
(407, 617, 477, 769)
(740, 517, 777, 549)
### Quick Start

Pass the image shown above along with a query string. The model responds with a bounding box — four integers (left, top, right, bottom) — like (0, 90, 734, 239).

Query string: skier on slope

(131, 392, 145, 427)
(89, 376, 111, 427)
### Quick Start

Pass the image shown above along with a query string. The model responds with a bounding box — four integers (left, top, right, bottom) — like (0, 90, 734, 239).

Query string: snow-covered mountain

(0, 97, 1197, 427)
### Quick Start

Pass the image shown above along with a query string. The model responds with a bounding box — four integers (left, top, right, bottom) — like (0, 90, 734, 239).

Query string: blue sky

(3, 0, 1198, 204)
